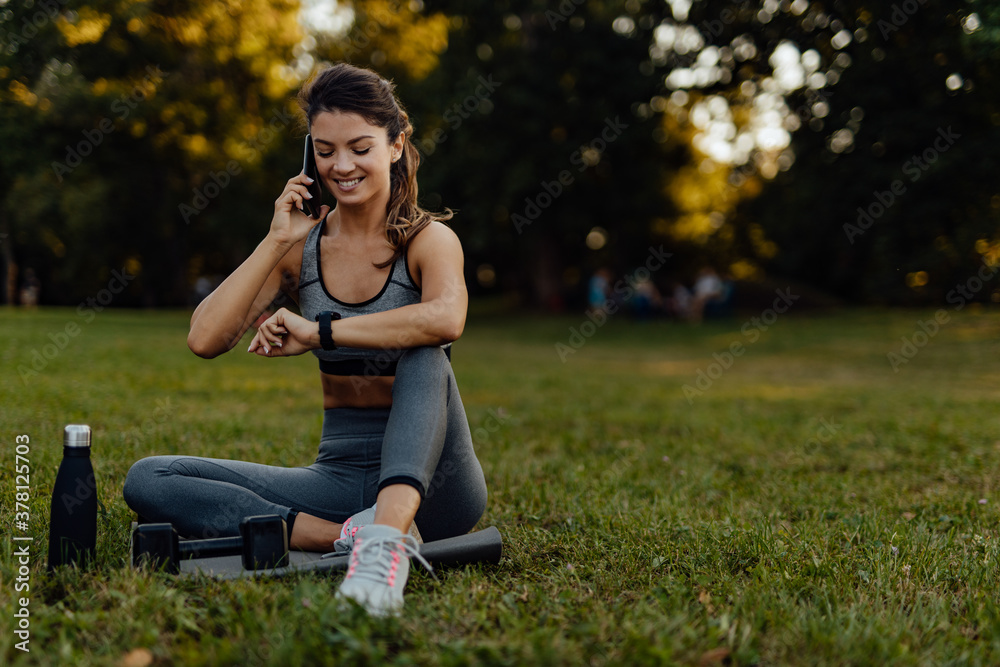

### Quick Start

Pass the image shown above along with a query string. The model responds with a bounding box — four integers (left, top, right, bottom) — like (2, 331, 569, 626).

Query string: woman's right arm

(187, 174, 330, 359)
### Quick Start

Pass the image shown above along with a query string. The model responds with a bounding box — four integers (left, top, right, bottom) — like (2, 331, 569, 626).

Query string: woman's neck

(327, 198, 387, 240)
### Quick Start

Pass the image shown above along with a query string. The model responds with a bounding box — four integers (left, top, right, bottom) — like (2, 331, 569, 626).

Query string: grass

(2, 304, 1000, 666)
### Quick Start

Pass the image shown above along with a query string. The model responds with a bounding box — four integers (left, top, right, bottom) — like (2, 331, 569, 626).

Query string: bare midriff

(320, 372, 395, 409)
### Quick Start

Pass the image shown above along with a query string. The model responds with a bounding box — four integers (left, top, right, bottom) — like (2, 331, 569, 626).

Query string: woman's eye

(318, 152, 333, 158)
(353, 148, 371, 155)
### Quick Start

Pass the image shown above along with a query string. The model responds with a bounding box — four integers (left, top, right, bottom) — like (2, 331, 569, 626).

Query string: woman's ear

(392, 132, 405, 161)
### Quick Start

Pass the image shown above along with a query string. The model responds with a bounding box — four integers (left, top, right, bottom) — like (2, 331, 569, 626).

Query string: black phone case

(301, 134, 323, 219)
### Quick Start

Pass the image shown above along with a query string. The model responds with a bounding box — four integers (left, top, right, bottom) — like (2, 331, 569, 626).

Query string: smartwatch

(316, 311, 341, 351)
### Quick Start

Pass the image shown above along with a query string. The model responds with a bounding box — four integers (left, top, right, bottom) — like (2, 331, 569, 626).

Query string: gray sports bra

(297, 215, 450, 376)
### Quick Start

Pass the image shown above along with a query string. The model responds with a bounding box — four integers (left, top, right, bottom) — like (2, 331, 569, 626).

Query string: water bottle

(48, 425, 98, 570)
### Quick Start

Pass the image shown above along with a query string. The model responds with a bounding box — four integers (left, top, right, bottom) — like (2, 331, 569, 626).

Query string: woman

(123, 63, 488, 617)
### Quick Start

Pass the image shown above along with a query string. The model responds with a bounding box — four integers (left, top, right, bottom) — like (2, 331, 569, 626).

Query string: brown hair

(297, 63, 452, 268)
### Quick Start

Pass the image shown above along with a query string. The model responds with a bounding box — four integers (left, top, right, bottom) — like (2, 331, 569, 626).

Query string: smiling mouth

(336, 177, 364, 188)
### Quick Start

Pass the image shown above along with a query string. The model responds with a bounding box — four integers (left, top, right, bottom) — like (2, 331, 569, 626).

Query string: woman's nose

(332, 155, 355, 174)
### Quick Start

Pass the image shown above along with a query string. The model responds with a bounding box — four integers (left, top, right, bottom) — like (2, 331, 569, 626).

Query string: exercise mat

(131, 524, 503, 580)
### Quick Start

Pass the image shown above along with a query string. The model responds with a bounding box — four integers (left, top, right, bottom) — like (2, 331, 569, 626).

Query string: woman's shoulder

(408, 220, 462, 255)
(405, 221, 463, 289)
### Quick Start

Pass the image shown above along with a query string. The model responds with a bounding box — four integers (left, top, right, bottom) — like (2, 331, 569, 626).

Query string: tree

(1, 0, 307, 305)
(653, 0, 1000, 303)
(314, 1, 680, 308)
(749, 0, 1000, 303)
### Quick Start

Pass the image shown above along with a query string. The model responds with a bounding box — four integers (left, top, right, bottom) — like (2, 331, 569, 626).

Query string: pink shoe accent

(335, 526, 436, 617)
(345, 538, 365, 579)
(387, 553, 401, 585)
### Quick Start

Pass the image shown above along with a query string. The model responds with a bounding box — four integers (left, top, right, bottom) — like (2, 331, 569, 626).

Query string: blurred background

(2, 0, 998, 313)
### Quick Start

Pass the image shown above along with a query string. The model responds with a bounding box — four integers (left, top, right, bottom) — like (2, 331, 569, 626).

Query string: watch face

(319, 311, 336, 350)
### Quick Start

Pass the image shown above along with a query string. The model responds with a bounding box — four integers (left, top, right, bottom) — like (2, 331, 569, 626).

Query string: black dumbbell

(132, 514, 288, 574)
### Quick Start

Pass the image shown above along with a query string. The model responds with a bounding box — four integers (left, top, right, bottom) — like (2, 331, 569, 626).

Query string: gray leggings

(122, 347, 487, 543)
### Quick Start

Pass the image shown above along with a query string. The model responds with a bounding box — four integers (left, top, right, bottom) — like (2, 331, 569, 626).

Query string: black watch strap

(316, 311, 341, 351)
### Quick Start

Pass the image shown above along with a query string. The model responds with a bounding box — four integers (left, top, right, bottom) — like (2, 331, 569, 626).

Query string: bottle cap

(64, 424, 92, 448)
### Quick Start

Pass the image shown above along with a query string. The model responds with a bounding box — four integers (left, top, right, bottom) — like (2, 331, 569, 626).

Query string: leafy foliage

(1, 0, 305, 305)
(660, 0, 1000, 302)
(1, 0, 996, 306)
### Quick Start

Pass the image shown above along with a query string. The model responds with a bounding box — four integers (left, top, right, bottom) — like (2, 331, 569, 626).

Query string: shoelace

(320, 527, 362, 559)
(320, 514, 421, 560)
(320, 516, 367, 559)
(346, 533, 438, 583)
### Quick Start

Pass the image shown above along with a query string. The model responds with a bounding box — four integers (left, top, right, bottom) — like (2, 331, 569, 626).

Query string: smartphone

(301, 134, 323, 219)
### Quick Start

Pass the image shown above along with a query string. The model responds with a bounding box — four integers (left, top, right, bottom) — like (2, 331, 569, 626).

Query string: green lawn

(2, 305, 1000, 666)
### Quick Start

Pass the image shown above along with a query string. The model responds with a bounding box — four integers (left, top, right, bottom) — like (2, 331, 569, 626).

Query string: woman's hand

(269, 174, 331, 249)
(247, 308, 319, 357)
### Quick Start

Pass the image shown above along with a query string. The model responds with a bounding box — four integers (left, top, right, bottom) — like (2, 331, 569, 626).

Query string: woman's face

(310, 110, 404, 208)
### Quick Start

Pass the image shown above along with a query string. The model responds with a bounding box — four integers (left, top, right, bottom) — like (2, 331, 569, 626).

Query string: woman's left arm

(249, 222, 467, 356)
(335, 221, 468, 347)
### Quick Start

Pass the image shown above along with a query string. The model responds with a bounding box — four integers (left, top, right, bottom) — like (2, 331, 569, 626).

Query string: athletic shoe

(321, 503, 422, 558)
(335, 524, 435, 617)
(333, 504, 377, 554)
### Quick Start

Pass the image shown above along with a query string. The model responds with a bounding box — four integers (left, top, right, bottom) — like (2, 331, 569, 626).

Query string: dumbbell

(132, 514, 288, 574)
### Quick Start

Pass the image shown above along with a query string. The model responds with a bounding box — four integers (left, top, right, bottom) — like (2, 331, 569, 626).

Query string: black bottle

(48, 425, 97, 570)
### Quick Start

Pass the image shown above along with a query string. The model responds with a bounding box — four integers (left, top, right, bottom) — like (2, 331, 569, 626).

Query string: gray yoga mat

(131, 524, 503, 580)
